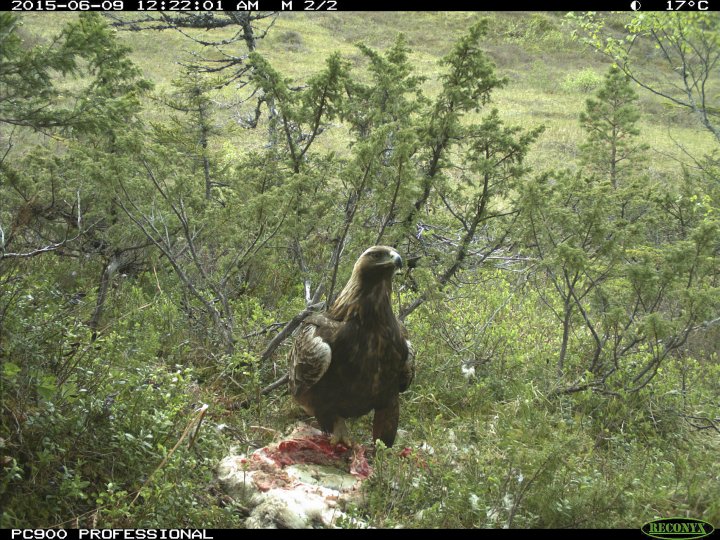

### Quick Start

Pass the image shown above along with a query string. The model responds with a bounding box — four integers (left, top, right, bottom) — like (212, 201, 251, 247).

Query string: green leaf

(37, 374, 57, 400)
(3, 362, 21, 379)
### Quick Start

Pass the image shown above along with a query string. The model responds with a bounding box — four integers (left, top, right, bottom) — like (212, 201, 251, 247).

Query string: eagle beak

(392, 251, 403, 269)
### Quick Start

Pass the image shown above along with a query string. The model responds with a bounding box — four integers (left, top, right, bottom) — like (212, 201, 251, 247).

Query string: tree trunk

(558, 298, 572, 379)
(89, 255, 122, 341)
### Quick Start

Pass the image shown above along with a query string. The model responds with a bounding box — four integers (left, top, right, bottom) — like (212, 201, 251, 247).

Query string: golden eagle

(288, 246, 414, 447)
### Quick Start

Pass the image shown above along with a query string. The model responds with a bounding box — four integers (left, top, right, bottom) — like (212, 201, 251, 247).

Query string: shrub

(561, 69, 604, 93)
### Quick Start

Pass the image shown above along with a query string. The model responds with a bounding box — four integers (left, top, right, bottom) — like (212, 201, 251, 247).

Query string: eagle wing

(399, 320, 415, 393)
(288, 313, 342, 398)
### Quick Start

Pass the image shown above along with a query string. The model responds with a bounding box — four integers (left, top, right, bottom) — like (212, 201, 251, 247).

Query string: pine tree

(579, 65, 648, 189)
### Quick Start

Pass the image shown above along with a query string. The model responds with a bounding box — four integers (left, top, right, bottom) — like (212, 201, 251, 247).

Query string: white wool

(218, 424, 368, 529)
(245, 488, 327, 529)
(216, 456, 263, 507)
(461, 363, 476, 380)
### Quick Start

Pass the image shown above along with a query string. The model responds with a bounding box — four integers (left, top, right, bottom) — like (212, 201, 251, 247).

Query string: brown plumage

(288, 246, 415, 447)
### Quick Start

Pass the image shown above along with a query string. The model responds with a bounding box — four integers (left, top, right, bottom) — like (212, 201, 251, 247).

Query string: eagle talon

(329, 435, 353, 447)
(330, 418, 352, 447)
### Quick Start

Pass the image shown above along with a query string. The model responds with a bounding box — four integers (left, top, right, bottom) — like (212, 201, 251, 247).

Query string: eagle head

(353, 245, 403, 282)
(328, 246, 403, 319)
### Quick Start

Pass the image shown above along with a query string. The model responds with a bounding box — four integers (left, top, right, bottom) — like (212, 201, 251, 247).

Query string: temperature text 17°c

(666, 0, 709, 9)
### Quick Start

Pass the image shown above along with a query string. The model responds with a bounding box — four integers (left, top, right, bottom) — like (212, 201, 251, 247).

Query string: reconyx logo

(641, 518, 715, 540)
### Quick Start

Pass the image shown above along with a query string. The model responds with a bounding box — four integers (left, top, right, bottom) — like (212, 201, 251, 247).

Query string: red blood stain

(251, 434, 372, 480)
(262, 436, 345, 465)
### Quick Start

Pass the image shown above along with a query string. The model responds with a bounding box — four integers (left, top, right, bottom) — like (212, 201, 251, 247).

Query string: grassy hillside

(18, 11, 717, 167)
